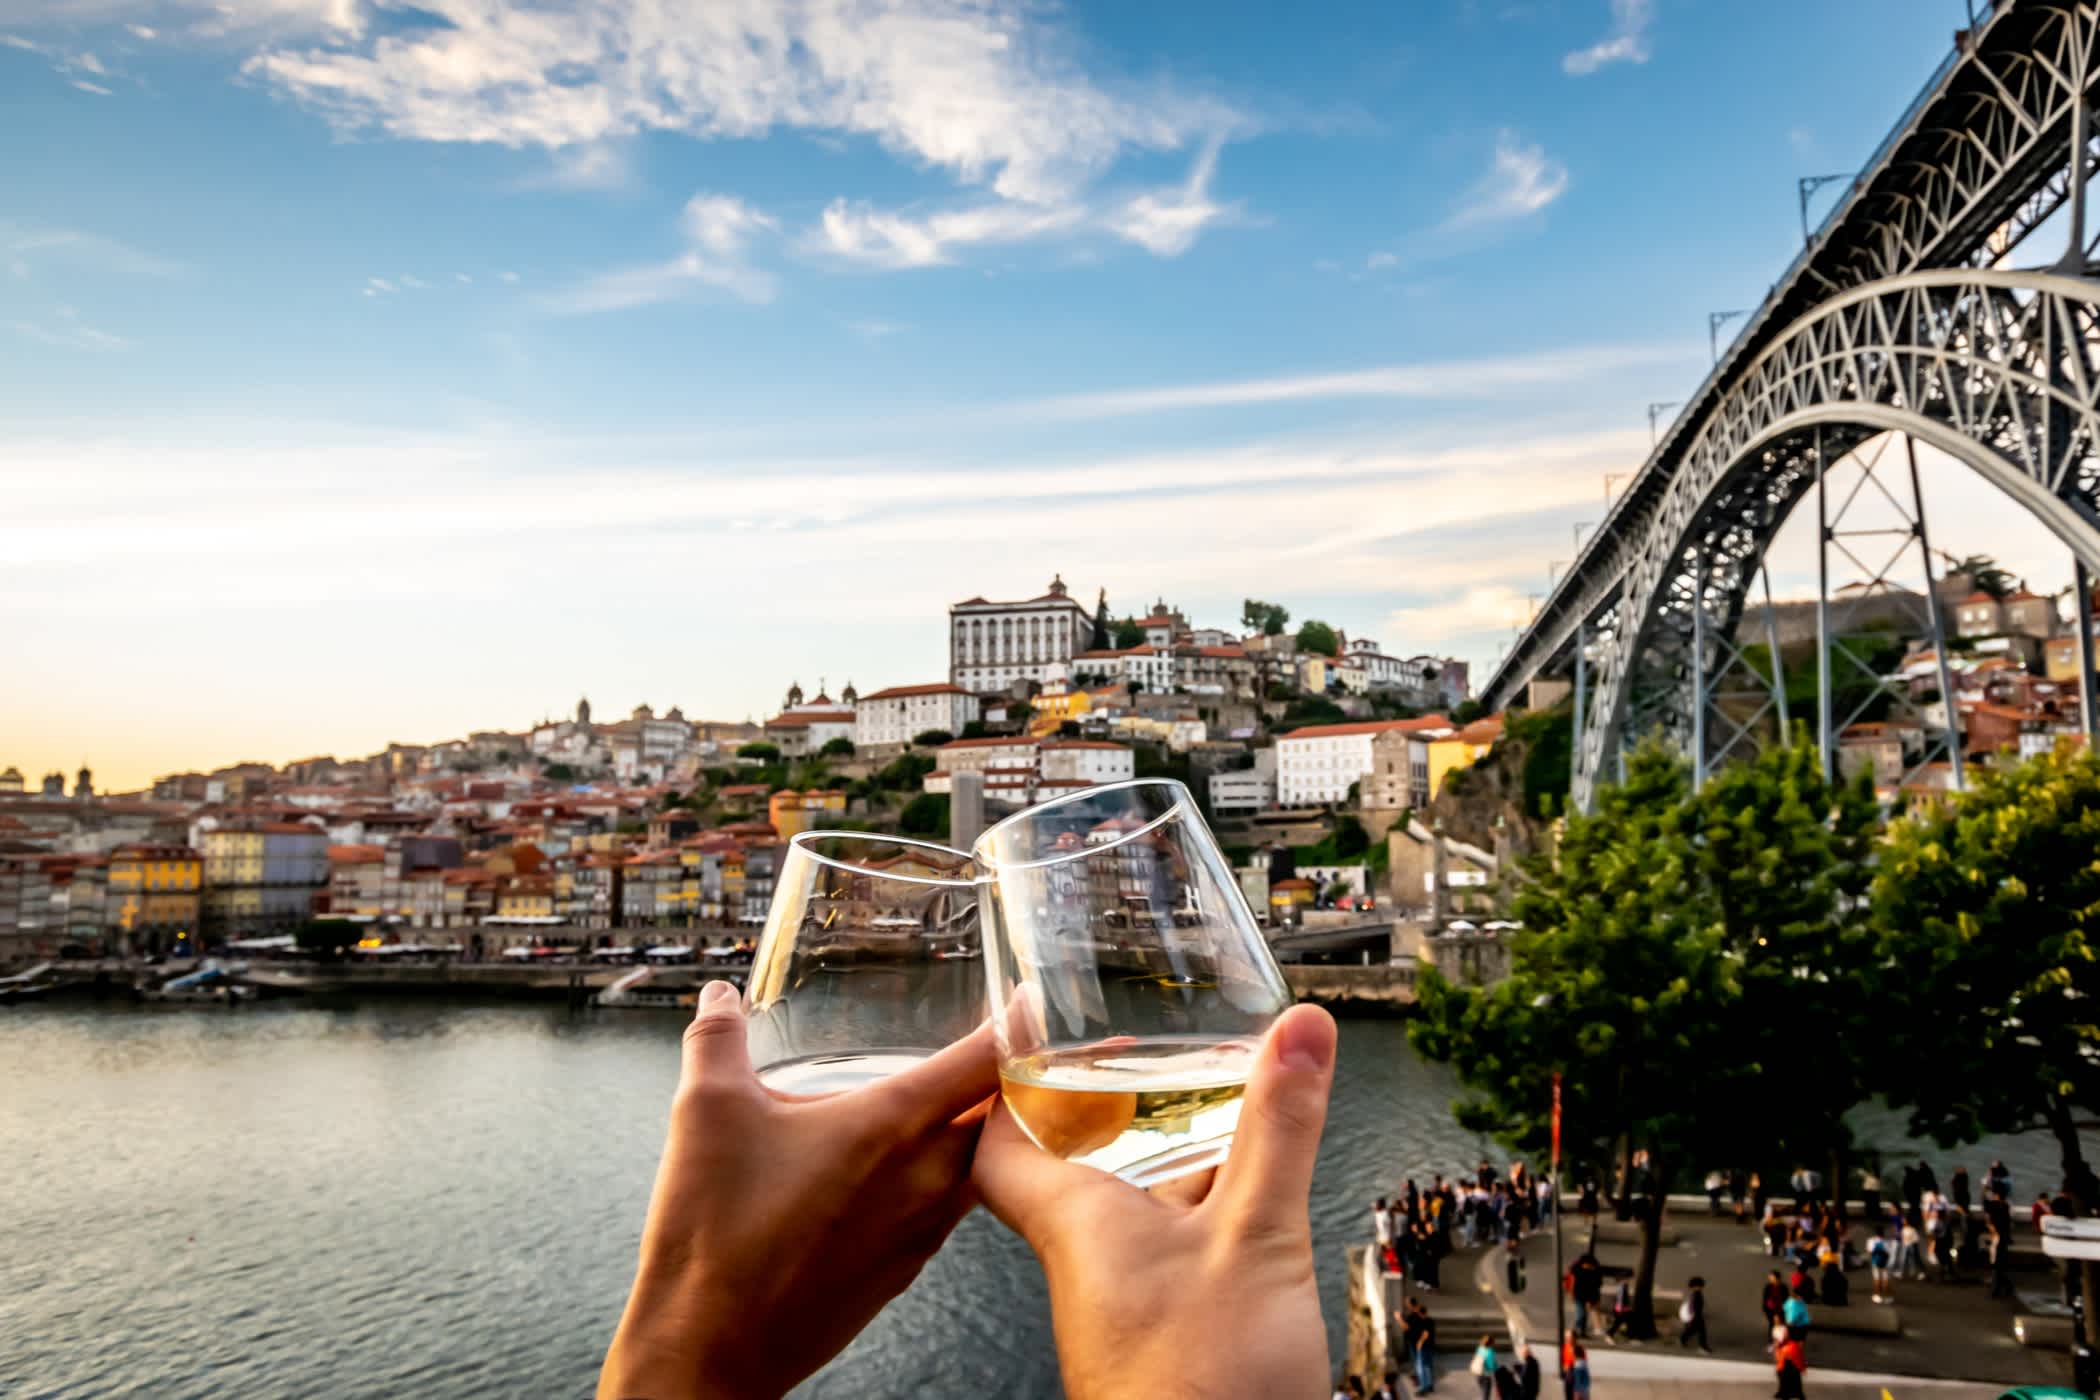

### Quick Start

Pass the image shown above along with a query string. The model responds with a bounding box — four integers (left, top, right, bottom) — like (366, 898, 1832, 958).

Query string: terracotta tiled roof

(1280, 716, 1453, 741)
(939, 736, 1038, 750)
(328, 843, 386, 864)
(1038, 740, 1130, 751)
(860, 683, 971, 701)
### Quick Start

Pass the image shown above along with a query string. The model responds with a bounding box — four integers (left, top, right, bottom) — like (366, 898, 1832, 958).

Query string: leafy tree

(1872, 742, 2100, 1208)
(1452, 698, 1487, 724)
(876, 751, 936, 790)
(1112, 618, 1146, 649)
(1411, 745, 1744, 1338)
(1951, 552, 2017, 600)
(899, 791, 950, 837)
(737, 742, 781, 763)
(1241, 599, 1290, 636)
(1092, 592, 1113, 651)
(1295, 619, 1341, 657)
(1332, 815, 1371, 860)
(819, 736, 856, 758)
(1687, 737, 1881, 1198)
(542, 762, 577, 782)
(1508, 704, 1573, 821)
(959, 720, 989, 739)
(788, 758, 833, 791)
(913, 729, 955, 748)
(295, 918, 360, 957)
(1280, 696, 1348, 730)
(1266, 681, 1297, 703)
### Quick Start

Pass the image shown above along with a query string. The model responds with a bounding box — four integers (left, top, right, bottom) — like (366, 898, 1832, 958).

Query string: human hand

(599, 980, 997, 1400)
(971, 1003, 1338, 1400)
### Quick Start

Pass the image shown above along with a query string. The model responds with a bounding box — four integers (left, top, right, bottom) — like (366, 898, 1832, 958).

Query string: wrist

(604, 1274, 778, 1400)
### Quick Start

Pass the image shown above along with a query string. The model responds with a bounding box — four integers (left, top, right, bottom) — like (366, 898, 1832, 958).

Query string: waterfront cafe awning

(224, 935, 297, 952)
(645, 945, 695, 959)
(500, 946, 537, 960)
(702, 944, 739, 958)
(591, 947, 640, 959)
(1482, 920, 1519, 931)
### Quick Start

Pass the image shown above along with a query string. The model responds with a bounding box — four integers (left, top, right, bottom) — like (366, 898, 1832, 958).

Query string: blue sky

(0, 0, 2037, 789)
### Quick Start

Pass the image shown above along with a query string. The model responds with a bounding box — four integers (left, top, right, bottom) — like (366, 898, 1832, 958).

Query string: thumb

(678, 979, 752, 1088)
(1214, 1003, 1335, 1228)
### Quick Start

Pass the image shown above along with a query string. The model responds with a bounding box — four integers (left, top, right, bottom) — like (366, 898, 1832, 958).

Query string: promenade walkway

(1485, 1203, 2067, 1396)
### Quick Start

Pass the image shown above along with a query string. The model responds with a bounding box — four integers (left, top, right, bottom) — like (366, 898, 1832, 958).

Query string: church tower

(786, 680, 805, 709)
(576, 695, 593, 727)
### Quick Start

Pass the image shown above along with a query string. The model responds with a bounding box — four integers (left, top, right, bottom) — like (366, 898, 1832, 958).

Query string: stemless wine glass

(743, 832, 985, 1093)
(973, 779, 1292, 1186)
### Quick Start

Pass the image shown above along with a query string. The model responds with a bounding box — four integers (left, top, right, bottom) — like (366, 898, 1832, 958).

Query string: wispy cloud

(126, 24, 157, 40)
(522, 141, 640, 193)
(1563, 0, 1653, 76)
(846, 319, 905, 341)
(6, 316, 129, 351)
(1, 222, 186, 279)
(71, 79, 112, 95)
(1445, 131, 1568, 227)
(1100, 140, 1234, 256)
(550, 192, 777, 312)
(1009, 343, 1681, 420)
(812, 198, 1086, 270)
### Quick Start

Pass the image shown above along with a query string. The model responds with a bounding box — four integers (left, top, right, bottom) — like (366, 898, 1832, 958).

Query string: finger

(677, 980, 752, 1088)
(1213, 1003, 1336, 1229)
(970, 1096, 1100, 1244)
(1149, 1165, 1217, 1210)
(874, 1020, 1001, 1131)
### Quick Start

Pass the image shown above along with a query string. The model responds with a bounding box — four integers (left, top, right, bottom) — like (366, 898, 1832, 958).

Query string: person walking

(1410, 1299, 1438, 1395)
(1706, 1169, 1727, 1215)
(1987, 1222, 2015, 1299)
(1678, 1275, 1711, 1352)
(1571, 1251, 1605, 1337)
(1860, 1167, 1882, 1224)
(1761, 1270, 1788, 1334)
(1774, 1331, 1808, 1399)
(1513, 1342, 1541, 1400)
(1468, 1335, 1498, 1400)
(1899, 1217, 1924, 1280)
(1604, 1277, 1633, 1344)
(1782, 1291, 1811, 1345)
(1951, 1165, 1972, 1212)
(1565, 1340, 1590, 1400)
(1505, 1237, 1526, 1295)
(1867, 1231, 1893, 1304)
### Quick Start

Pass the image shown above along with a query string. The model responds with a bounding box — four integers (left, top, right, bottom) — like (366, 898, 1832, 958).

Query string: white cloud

(365, 275, 395, 294)
(71, 49, 104, 74)
(70, 78, 111, 94)
(1562, 0, 1653, 76)
(524, 141, 639, 193)
(496, 270, 520, 283)
(1366, 251, 1397, 270)
(1013, 342, 1678, 420)
(0, 33, 39, 51)
(1, 222, 185, 278)
(1384, 584, 1535, 644)
(6, 317, 128, 350)
(238, 0, 1236, 207)
(551, 191, 777, 311)
(1446, 130, 1568, 227)
(398, 273, 427, 289)
(813, 196, 1087, 269)
(846, 319, 904, 341)
(455, 272, 473, 284)
(1101, 140, 1232, 257)
(125, 24, 156, 40)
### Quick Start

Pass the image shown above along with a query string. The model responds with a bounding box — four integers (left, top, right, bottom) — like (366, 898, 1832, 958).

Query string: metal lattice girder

(1486, 0, 2100, 715)
(1572, 268, 2100, 808)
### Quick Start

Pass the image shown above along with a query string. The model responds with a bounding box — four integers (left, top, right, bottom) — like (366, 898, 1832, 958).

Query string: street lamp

(1603, 472, 1630, 506)
(1708, 309, 1750, 364)
(1798, 173, 1854, 246)
(1647, 401, 1680, 446)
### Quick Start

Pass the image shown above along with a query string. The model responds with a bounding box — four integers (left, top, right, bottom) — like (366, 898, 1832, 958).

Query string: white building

(950, 575, 1096, 693)
(1275, 717, 1450, 806)
(1208, 750, 1277, 814)
(1072, 645, 1176, 693)
(764, 686, 857, 758)
(1037, 740, 1136, 789)
(855, 684, 981, 751)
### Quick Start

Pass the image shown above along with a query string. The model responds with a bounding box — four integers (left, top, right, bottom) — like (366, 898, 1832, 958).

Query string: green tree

(1295, 619, 1340, 657)
(1451, 698, 1487, 724)
(819, 736, 856, 758)
(542, 762, 577, 782)
(959, 720, 989, 739)
(1411, 745, 1742, 1338)
(899, 791, 950, 837)
(1112, 618, 1145, 649)
(1688, 737, 1882, 1196)
(1332, 814, 1370, 860)
(913, 729, 955, 748)
(876, 751, 936, 790)
(788, 758, 832, 791)
(294, 918, 360, 958)
(1241, 599, 1290, 636)
(1092, 591, 1113, 651)
(1872, 743, 2100, 1207)
(1951, 552, 2017, 600)
(737, 741, 781, 763)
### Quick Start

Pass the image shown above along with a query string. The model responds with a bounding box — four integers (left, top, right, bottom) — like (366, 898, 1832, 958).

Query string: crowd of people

(1354, 1154, 2062, 1399)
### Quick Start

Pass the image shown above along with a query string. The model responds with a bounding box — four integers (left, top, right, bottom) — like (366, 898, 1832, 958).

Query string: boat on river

(138, 964, 257, 1005)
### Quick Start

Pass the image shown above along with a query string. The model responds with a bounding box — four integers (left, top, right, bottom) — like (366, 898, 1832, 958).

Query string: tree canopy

(1112, 618, 1146, 649)
(737, 741, 781, 762)
(1951, 552, 2018, 600)
(819, 736, 856, 758)
(1295, 619, 1341, 657)
(899, 791, 950, 837)
(1241, 599, 1291, 636)
(913, 729, 955, 748)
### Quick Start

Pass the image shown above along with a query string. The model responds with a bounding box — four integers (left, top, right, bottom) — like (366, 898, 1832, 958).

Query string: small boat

(139, 965, 256, 1004)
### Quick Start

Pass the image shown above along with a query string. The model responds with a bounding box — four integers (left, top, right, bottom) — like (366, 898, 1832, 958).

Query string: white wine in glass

(997, 1035, 1258, 1184)
(974, 779, 1291, 1187)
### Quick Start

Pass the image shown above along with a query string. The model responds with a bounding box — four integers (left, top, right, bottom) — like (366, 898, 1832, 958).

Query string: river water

(0, 1003, 2077, 1398)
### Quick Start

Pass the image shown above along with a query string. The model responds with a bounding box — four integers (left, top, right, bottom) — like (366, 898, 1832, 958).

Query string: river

(0, 1002, 2077, 1398)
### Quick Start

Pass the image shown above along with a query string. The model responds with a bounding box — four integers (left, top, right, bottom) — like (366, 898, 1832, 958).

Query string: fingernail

(1275, 1009, 1334, 1073)
(699, 980, 738, 1009)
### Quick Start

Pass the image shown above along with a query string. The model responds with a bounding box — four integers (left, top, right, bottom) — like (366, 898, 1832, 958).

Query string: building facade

(106, 843, 204, 955)
(949, 575, 1094, 693)
(854, 684, 981, 750)
(1275, 716, 1453, 806)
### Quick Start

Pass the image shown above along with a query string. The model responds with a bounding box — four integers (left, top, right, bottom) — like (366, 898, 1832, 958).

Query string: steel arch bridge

(1482, 0, 2100, 807)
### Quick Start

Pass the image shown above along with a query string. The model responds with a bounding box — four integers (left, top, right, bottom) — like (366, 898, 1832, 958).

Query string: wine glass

(972, 779, 1292, 1186)
(743, 832, 985, 1093)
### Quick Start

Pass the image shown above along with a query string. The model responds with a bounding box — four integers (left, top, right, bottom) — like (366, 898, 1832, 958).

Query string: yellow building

(107, 843, 203, 956)
(767, 788, 848, 840)
(1296, 653, 1330, 692)
(1417, 716, 1505, 799)
(1029, 686, 1094, 736)
(495, 875, 555, 921)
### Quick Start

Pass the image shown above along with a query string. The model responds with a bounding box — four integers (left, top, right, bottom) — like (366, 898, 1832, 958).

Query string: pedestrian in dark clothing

(1901, 1163, 1921, 1209)
(1570, 1253, 1605, 1337)
(1760, 1271, 1788, 1334)
(1951, 1166, 1972, 1211)
(1506, 1238, 1526, 1295)
(1678, 1275, 1711, 1353)
(1750, 1171, 1768, 1224)
(1603, 1278, 1633, 1343)
(1820, 1256, 1848, 1307)
(1918, 1161, 1939, 1197)
(1513, 1343, 1541, 1400)
(1989, 1159, 2013, 1201)
(1774, 1335, 1807, 1399)
(1987, 1223, 2014, 1299)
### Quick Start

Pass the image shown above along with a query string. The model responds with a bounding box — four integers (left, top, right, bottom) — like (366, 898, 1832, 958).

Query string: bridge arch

(1577, 268, 2100, 807)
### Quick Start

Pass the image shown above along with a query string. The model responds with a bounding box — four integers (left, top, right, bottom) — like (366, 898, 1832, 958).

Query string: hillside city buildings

(0, 574, 1494, 966)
